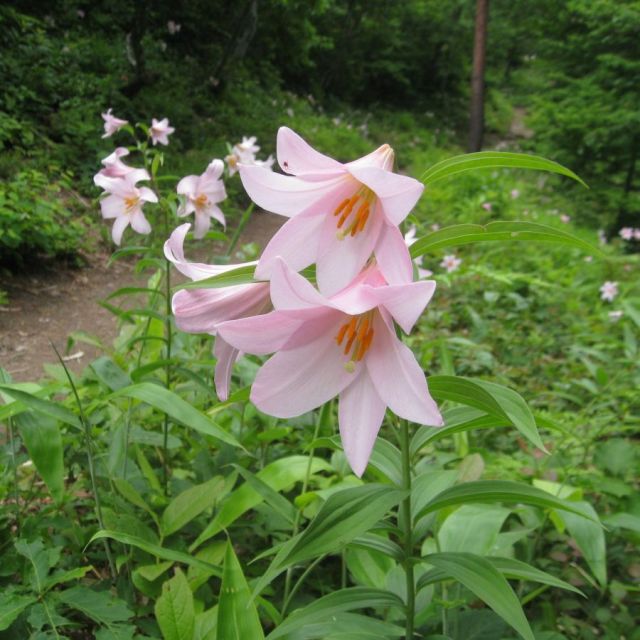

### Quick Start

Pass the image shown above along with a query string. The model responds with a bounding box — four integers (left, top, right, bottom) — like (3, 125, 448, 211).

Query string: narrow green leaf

(427, 376, 545, 451)
(14, 413, 65, 503)
(421, 151, 587, 187)
(267, 588, 403, 639)
(191, 456, 332, 549)
(110, 382, 241, 449)
(217, 542, 264, 640)
(487, 557, 584, 596)
(423, 552, 534, 640)
(556, 501, 607, 587)
(176, 264, 258, 290)
(0, 384, 82, 431)
(603, 512, 640, 533)
(88, 530, 222, 577)
(232, 465, 297, 525)
(253, 485, 406, 597)
(415, 480, 600, 522)
(154, 568, 195, 640)
(162, 476, 227, 537)
(410, 221, 599, 259)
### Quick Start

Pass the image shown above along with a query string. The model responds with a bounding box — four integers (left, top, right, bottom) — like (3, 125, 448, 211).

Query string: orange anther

(335, 322, 349, 345)
(333, 198, 350, 217)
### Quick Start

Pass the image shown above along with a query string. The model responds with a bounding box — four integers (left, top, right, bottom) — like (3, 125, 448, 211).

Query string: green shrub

(0, 169, 88, 266)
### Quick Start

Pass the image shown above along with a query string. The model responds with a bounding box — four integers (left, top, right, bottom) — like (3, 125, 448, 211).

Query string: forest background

(0, 1, 639, 639)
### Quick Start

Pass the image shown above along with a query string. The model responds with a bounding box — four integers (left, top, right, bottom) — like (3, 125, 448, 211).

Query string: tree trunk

(468, 0, 489, 152)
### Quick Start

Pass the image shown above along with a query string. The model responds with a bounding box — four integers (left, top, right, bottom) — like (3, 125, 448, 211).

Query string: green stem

(8, 417, 20, 534)
(281, 406, 325, 615)
(225, 202, 255, 257)
(51, 343, 116, 580)
(163, 252, 172, 494)
(399, 419, 415, 639)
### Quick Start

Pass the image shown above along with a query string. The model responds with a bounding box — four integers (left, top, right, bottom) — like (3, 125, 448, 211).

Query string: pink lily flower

(150, 118, 175, 146)
(99, 174, 157, 245)
(177, 160, 227, 238)
(217, 258, 443, 476)
(165, 224, 271, 400)
(93, 147, 150, 189)
(101, 108, 128, 138)
(239, 127, 423, 295)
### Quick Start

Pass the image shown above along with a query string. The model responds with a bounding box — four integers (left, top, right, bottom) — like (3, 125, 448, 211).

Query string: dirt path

(0, 211, 284, 382)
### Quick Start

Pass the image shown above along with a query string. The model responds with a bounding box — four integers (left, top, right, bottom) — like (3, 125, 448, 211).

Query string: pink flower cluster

(169, 127, 444, 476)
(619, 227, 640, 241)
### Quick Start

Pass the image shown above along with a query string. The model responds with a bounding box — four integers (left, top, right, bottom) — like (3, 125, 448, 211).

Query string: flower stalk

(399, 418, 415, 639)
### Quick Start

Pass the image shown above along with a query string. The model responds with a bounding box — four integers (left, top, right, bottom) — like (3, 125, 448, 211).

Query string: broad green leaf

(368, 438, 403, 486)
(415, 480, 600, 522)
(110, 382, 241, 449)
(0, 384, 82, 431)
(155, 568, 195, 640)
(421, 151, 586, 187)
(603, 512, 640, 533)
(427, 376, 545, 451)
(346, 546, 397, 589)
(487, 557, 584, 596)
(42, 566, 92, 591)
(412, 470, 458, 527)
(423, 552, 534, 640)
(267, 588, 403, 639)
(95, 624, 137, 640)
(194, 606, 218, 640)
(58, 586, 133, 626)
(136, 561, 173, 582)
(556, 501, 607, 587)
(217, 542, 264, 640)
(191, 456, 332, 549)
(438, 505, 511, 555)
(162, 476, 227, 537)
(14, 539, 56, 595)
(14, 412, 65, 503)
(0, 594, 37, 631)
(88, 530, 222, 577)
(253, 485, 406, 597)
(90, 356, 132, 391)
(269, 612, 403, 639)
(410, 221, 598, 259)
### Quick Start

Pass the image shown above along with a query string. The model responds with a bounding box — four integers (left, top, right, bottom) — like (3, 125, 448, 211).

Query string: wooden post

(468, 0, 489, 152)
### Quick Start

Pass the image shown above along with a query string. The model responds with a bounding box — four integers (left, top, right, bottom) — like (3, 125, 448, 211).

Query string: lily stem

(399, 418, 415, 639)
(281, 405, 325, 616)
(225, 202, 255, 257)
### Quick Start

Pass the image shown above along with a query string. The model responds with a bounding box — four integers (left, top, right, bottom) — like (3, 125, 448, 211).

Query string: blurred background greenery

(1, 0, 639, 264)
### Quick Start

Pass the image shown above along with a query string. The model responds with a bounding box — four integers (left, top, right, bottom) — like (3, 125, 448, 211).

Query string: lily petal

(255, 207, 325, 280)
(250, 321, 355, 418)
(316, 200, 383, 296)
(130, 210, 151, 235)
(214, 337, 240, 402)
(374, 223, 414, 285)
(277, 126, 344, 177)
(366, 311, 443, 426)
(172, 283, 269, 335)
(111, 215, 129, 245)
(218, 310, 306, 355)
(348, 165, 424, 226)
(239, 164, 348, 217)
(269, 257, 328, 311)
(367, 279, 436, 334)
(338, 369, 386, 477)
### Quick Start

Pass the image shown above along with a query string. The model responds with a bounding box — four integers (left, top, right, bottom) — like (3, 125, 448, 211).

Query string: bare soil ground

(0, 211, 284, 382)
